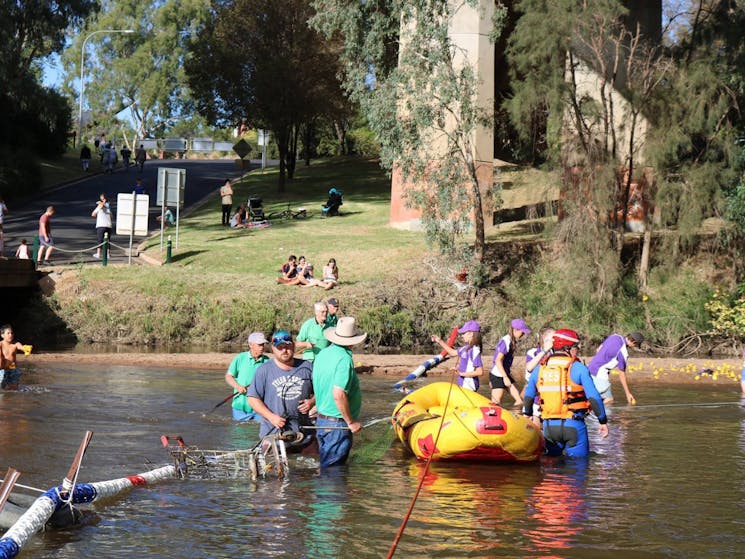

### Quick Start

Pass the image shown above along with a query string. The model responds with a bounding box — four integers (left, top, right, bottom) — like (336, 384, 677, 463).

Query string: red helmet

(552, 328, 580, 350)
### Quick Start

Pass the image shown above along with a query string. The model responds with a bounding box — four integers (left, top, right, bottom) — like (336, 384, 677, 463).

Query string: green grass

(39, 150, 89, 189)
(53, 157, 433, 346)
(140, 157, 425, 282)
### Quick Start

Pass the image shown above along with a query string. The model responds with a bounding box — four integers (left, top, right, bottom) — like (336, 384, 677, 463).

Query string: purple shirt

(588, 334, 628, 376)
(456, 344, 482, 391)
(490, 335, 514, 376)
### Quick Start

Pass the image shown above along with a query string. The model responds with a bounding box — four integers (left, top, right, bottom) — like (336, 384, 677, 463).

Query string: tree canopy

(185, 0, 347, 191)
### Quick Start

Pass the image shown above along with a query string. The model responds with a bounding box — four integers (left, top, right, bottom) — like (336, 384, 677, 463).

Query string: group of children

(275, 254, 339, 290)
(0, 325, 31, 390)
(432, 318, 534, 407)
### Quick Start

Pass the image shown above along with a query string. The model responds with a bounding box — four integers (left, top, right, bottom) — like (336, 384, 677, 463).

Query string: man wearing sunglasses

(247, 330, 315, 449)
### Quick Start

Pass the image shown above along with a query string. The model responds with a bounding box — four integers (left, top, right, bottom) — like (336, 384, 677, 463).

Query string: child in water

(0, 324, 31, 390)
(432, 320, 483, 391)
(490, 318, 531, 407)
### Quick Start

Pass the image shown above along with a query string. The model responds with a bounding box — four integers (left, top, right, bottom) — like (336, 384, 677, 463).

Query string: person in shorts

(37, 206, 55, 264)
(490, 318, 531, 406)
(587, 332, 643, 405)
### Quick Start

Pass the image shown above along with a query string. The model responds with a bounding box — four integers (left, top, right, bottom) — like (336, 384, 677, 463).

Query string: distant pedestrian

(80, 144, 92, 171)
(91, 193, 112, 259)
(15, 239, 29, 260)
(37, 206, 55, 265)
(120, 146, 132, 170)
(0, 196, 7, 257)
(133, 178, 146, 195)
(135, 144, 147, 173)
(220, 179, 234, 226)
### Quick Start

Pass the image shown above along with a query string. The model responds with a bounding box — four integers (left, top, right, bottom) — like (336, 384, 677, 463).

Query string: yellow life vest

(537, 354, 590, 419)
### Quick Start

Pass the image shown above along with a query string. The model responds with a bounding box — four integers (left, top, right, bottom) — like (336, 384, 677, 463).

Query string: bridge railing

(134, 138, 245, 154)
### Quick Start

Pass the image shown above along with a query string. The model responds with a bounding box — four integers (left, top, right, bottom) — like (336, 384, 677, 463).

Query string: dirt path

(24, 352, 745, 388)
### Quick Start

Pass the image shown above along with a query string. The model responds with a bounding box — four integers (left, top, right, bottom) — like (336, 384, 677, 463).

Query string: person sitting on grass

(156, 207, 176, 227)
(276, 255, 298, 284)
(290, 256, 314, 285)
(307, 257, 339, 290)
(230, 205, 248, 228)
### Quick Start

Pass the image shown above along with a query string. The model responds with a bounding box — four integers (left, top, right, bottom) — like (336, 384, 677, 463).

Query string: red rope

(385, 372, 459, 559)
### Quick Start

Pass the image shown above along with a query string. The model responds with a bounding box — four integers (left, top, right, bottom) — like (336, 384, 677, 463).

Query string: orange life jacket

(537, 354, 590, 419)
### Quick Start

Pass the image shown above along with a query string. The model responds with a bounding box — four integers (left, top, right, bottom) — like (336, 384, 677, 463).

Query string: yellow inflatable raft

(392, 382, 544, 462)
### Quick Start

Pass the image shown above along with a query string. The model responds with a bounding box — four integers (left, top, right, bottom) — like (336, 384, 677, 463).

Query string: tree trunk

(303, 122, 314, 166)
(286, 125, 299, 180)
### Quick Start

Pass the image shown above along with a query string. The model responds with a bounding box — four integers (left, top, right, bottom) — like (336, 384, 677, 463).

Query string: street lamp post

(77, 28, 134, 147)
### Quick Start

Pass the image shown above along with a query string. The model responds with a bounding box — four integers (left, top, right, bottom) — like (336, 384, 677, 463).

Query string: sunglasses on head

(272, 331, 293, 346)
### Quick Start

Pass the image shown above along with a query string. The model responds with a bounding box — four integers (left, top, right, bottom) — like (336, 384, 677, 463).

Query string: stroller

(321, 188, 343, 217)
(247, 197, 266, 222)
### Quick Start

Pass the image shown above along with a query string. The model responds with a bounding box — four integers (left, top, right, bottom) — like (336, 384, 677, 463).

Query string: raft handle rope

(386, 370, 459, 559)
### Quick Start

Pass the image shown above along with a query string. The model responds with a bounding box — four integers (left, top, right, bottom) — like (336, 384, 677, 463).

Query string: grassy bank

(27, 156, 725, 354)
(43, 158, 457, 350)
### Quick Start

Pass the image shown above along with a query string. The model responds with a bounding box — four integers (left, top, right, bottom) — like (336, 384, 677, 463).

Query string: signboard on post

(156, 167, 186, 250)
(257, 129, 270, 170)
(116, 193, 150, 265)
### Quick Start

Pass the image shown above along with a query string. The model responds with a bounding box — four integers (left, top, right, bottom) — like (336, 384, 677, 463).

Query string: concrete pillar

(390, 0, 495, 230)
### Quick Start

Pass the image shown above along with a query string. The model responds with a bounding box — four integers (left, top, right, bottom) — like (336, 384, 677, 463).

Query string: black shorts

(489, 371, 516, 390)
(96, 227, 112, 244)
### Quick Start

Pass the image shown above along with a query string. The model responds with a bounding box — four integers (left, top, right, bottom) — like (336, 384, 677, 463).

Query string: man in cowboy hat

(312, 316, 367, 468)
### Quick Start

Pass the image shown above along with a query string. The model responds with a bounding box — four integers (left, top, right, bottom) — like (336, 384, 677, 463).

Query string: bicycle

(266, 203, 314, 221)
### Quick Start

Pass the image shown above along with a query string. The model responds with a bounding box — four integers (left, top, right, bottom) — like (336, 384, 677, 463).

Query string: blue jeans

(316, 417, 353, 468)
(232, 409, 258, 422)
(0, 368, 20, 389)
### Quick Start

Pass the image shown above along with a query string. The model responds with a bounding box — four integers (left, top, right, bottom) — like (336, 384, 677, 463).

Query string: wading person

(490, 318, 531, 407)
(523, 328, 609, 457)
(295, 302, 330, 362)
(0, 324, 31, 390)
(225, 332, 270, 421)
(312, 316, 367, 468)
(588, 332, 643, 405)
(246, 330, 315, 447)
(431, 319, 483, 392)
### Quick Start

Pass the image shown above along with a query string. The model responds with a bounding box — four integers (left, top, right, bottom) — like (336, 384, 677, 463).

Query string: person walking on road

(91, 193, 113, 259)
(37, 206, 55, 265)
(80, 144, 92, 171)
(134, 144, 147, 173)
(220, 179, 234, 226)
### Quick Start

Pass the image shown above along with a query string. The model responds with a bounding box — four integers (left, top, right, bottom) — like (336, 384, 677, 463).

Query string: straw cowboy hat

(324, 316, 367, 346)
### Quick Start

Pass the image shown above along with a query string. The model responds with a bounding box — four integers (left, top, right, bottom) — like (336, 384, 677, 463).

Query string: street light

(77, 28, 134, 147)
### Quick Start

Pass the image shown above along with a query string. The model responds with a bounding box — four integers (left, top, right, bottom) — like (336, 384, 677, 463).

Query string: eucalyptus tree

(0, 0, 95, 196)
(312, 0, 506, 266)
(61, 0, 212, 147)
(185, 0, 346, 192)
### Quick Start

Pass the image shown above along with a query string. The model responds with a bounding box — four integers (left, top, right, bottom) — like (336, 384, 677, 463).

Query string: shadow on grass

(171, 250, 208, 262)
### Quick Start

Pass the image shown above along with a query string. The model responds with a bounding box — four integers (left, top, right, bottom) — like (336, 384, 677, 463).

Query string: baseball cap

(627, 332, 644, 346)
(271, 330, 293, 346)
(458, 320, 481, 333)
(327, 298, 339, 307)
(248, 332, 268, 345)
(511, 318, 531, 335)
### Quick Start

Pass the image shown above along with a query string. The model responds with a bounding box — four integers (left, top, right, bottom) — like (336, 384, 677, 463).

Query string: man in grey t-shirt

(247, 330, 315, 442)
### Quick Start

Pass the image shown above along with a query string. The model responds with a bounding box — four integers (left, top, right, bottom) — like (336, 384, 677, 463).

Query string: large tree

(0, 0, 96, 197)
(61, 0, 212, 147)
(312, 0, 505, 266)
(185, 0, 347, 192)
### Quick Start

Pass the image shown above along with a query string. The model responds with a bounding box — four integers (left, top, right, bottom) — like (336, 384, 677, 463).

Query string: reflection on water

(2, 363, 745, 558)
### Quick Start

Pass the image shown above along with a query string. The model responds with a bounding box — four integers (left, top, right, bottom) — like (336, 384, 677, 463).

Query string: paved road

(3, 159, 256, 265)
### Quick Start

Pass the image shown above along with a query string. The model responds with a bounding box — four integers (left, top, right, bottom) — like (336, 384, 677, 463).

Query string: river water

(1, 362, 744, 558)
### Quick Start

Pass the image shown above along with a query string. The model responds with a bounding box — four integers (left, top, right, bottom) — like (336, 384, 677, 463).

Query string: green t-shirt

(312, 344, 361, 420)
(297, 317, 330, 361)
(227, 351, 269, 412)
(325, 313, 338, 328)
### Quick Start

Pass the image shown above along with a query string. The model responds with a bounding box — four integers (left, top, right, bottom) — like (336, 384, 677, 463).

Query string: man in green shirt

(224, 332, 270, 421)
(296, 302, 330, 361)
(313, 316, 367, 468)
(325, 298, 339, 328)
